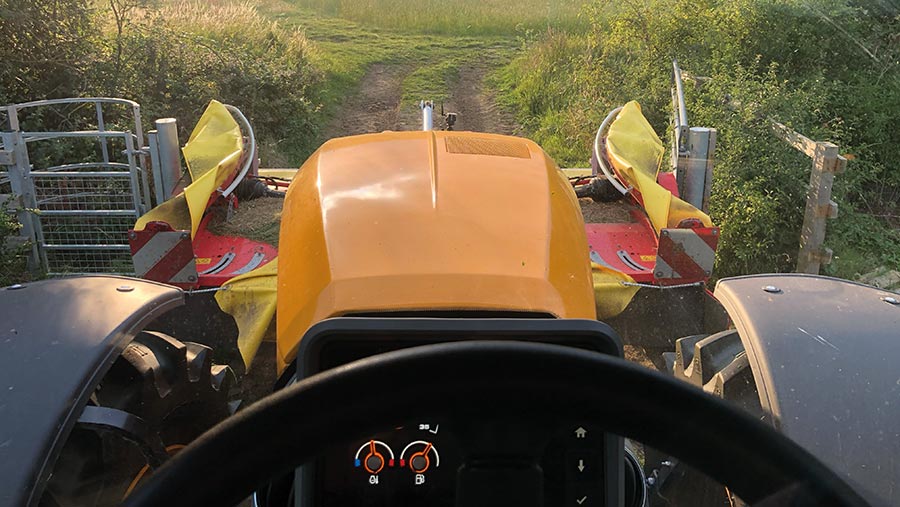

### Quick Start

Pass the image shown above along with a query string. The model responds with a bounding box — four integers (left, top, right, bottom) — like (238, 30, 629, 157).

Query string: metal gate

(0, 98, 154, 275)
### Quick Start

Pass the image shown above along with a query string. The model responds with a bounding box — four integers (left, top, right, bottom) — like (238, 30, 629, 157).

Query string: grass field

(289, 0, 585, 35)
(137, 0, 522, 160)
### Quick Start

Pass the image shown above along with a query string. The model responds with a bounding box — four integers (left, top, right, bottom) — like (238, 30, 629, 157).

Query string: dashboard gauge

(354, 440, 394, 475)
(399, 440, 439, 474)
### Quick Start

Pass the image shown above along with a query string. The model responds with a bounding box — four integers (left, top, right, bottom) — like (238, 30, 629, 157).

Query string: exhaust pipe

(420, 100, 434, 131)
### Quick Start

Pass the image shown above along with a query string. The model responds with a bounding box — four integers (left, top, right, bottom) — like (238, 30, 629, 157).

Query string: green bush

(2, 1, 322, 167)
(499, 0, 900, 279)
(100, 1, 323, 166)
(0, 198, 29, 286)
(0, 0, 97, 105)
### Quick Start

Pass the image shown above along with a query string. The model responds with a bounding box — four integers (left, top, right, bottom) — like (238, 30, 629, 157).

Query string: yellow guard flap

(182, 100, 243, 237)
(215, 258, 278, 370)
(591, 263, 639, 319)
(605, 101, 713, 233)
(135, 100, 243, 237)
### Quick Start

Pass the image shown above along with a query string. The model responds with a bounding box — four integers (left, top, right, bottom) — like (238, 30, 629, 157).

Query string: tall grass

(293, 0, 585, 35)
(155, 1, 276, 33)
(103, 0, 322, 165)
(155, 1, 309, 47)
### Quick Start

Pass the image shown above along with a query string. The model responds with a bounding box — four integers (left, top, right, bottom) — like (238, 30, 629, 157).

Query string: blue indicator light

(354, 458, 361, 468)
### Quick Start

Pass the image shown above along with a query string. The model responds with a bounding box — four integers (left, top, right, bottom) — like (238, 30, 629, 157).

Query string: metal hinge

(0, 150, 14, 165)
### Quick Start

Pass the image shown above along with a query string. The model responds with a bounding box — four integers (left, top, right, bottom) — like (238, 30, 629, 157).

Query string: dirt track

(325, 63, 518, 137)
(437, 65, 518, 134)
(325, 64, 409, 137)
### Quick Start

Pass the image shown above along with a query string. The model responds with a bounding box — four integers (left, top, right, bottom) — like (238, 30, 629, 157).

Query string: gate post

(1, 131, 42, 273)
(154, 118, 182, 200)
(682, 127, 717, 213)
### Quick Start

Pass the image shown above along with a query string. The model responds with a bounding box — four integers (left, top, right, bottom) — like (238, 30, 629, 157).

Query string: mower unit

(128, 101, 279, 290)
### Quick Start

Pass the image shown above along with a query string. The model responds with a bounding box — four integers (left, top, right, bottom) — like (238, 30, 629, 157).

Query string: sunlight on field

(155, 1, 277, 34)
(291, 0, 584, 34)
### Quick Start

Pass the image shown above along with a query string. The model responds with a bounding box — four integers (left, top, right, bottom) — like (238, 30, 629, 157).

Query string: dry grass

(289, 0, 585, 35)
(156, 1, 270, 34)
(155, 1, 314, 54)
(579, 198, 636, 224)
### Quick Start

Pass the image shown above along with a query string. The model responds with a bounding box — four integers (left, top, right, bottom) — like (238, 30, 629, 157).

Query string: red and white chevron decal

(129, 222, 198, 288)
(654, 227, 719, 284)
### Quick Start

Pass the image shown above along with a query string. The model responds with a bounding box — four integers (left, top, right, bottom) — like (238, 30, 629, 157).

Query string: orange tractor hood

(276, 131, 596, 372)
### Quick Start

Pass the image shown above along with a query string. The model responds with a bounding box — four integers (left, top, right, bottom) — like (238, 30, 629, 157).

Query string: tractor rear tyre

(40, 331, 234, 507)
(655, 330, 763, 506)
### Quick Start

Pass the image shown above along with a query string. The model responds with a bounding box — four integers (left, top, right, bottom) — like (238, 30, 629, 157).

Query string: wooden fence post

(797, 141, 845, 274)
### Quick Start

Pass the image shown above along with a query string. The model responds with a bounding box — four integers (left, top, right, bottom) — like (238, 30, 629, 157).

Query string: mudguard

(715, 274, 900, 507)
(0, 276, 183, 507)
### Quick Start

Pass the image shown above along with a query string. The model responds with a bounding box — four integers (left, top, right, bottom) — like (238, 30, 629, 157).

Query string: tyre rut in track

(435, 64, 518, 135)
(325, 63, 412, 138)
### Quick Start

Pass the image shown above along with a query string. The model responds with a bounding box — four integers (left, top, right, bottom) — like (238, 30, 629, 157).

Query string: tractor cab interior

(4, 4, 899, 507)
(122, 324, 868, 507)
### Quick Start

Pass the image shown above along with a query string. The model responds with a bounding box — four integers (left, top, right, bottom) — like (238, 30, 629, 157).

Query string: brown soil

(232, 341, 278, 401)
(420, 65, 519, 135)
(325, 63, 411, 138)
(624, 344, 662, 371)
(208, 196, 283, 246)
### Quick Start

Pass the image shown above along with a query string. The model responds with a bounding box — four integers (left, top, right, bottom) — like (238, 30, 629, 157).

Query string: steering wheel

(124, 341, 868, 507)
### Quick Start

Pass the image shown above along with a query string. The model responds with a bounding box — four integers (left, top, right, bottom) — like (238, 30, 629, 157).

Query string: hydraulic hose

(594, 106, 630, 195)
(221, 104, 257, 198)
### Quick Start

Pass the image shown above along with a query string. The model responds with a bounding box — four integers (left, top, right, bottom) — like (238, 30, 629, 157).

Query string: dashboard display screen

(313, 419, 613, 507)
(314, 422, 460, 507)
(294, 318, 623, 507)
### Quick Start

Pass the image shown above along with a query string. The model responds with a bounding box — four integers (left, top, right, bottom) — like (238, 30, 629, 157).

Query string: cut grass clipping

(208, 197, 284, 246)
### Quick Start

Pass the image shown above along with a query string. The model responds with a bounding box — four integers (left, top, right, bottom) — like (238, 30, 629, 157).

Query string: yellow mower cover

(605, 101, 712, 233)
(135, 100, 243, 238)
(589, 101, 715, 318)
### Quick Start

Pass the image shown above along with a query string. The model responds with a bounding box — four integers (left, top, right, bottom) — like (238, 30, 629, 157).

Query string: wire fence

(39, 215, 134, 247)
(44, 248, 134, 275)
(33, 173, 137, 211)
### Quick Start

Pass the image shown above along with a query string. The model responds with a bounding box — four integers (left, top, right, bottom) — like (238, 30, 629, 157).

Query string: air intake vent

(445, 136, 531, 159)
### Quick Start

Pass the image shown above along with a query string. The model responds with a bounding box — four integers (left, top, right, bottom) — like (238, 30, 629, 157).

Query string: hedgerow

(498, 0, 900, 278)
